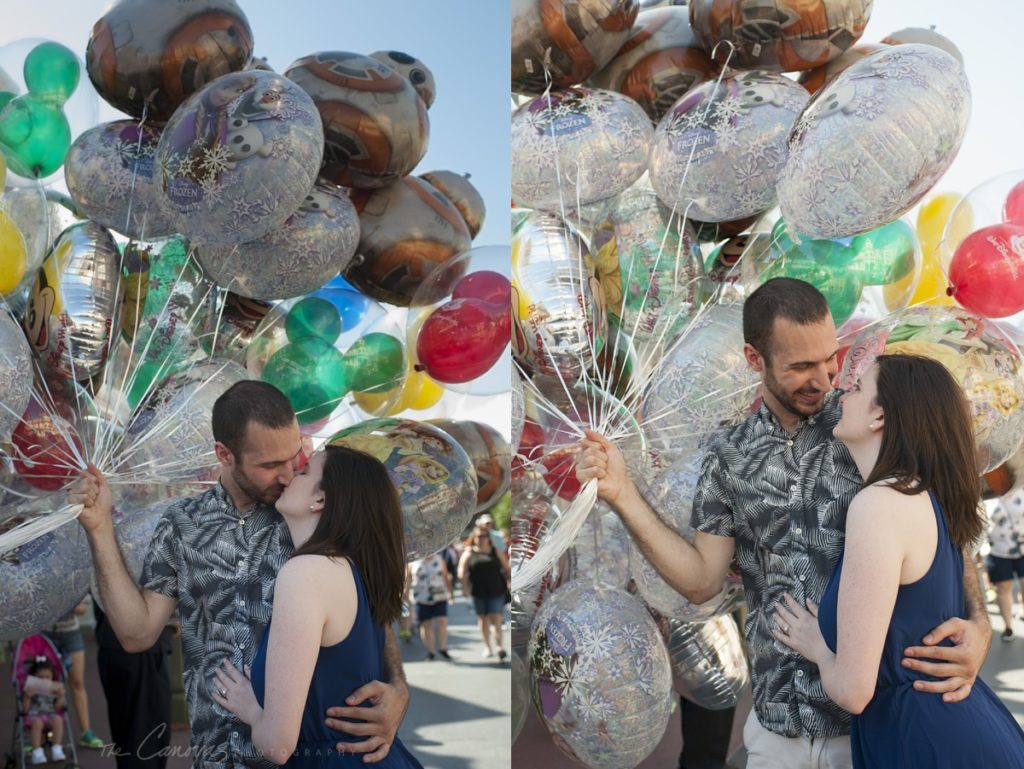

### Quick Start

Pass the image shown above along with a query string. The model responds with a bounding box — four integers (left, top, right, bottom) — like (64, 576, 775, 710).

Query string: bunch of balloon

(246, 285, 406, 431)
(941, 171, 1024, 319)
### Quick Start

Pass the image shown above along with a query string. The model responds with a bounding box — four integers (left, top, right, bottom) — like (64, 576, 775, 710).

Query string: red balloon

(1004, 180, 1024, 227)
(452, 270, 511, 309)
(11, 396, 83, 491)
(416, 298, 508, 383)
(948, 223, 1024, 318)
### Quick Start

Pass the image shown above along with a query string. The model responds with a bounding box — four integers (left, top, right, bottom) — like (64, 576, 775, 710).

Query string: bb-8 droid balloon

(286, 51, 429, 190)
(86, 0, 254, 121)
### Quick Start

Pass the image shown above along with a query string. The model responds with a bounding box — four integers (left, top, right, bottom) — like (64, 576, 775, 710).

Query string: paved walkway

(1, 597, 510, 769)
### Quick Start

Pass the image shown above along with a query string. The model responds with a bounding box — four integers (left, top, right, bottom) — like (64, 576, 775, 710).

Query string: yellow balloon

(908, 255, 955, 306)
(406, 371, 444, 410)
(0, 209, 27, 295)
(352, 386, 400, 416)
(917, 192, 974, 271)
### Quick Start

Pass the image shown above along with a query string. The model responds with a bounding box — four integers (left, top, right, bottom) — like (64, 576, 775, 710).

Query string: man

(577, 278, 991, 769)
(72, 381, 409, 769)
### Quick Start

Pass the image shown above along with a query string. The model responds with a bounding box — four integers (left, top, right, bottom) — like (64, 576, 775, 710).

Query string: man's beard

(232, 467, 285, 506)
(762, 367, 827, 421)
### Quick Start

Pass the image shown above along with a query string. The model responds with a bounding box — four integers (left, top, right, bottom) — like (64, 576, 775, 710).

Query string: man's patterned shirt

(691, 390, 862, 739)
(140, 483, 293, 769)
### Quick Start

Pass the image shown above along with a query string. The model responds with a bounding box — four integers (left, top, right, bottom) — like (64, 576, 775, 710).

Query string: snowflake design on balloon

(712, 118, 743, 151)
(575, 684, 614, 724)
(575, 623, 617, 663)
(854, 91, 885, 121)
(549, 654, 578, 696)
(713, 94, 747, 123)
(201, 144, 233, 178)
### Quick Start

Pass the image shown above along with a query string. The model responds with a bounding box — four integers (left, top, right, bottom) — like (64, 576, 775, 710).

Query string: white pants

(743, 710, 854, 769)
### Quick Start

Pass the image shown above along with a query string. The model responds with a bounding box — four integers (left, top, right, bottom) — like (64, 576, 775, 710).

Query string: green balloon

(24, 42, 79, 106)
(342, 333, 404, 393)
(285, 297, 342, 344)
(848, 220, 917, 285)
(262, 337, 348, 423)
(0, 92, 15, 112)
(0, 94, 71, 178)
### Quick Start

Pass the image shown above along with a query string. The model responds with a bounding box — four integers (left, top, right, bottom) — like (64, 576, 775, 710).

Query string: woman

(46, 601, 105, 749)
(774, 355, 1024, 768)
(408, 552, 454, 660)
(213, 445, 423, 768)
(458, 525, 510, 660)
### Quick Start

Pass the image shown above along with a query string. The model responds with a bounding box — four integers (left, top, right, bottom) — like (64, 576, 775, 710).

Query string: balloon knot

(413, 364, 425, 372)
(946, 285, 955, 297)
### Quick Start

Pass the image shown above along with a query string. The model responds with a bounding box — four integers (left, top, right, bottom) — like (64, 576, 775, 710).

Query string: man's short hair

(212, 381, 295, 457)
(742, 278, 831, 360)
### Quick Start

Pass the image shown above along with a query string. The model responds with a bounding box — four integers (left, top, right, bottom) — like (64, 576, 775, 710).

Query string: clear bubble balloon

(0, 310, 32, 443)
(512, 88, 652, 213)
(529, 581, 673, 769)
(778, 45, 970, 239)
(649, 71, 808, 222)
(327, 418, 478, 561)
(195, 181, 359, 300)
(65, 120, 178, 240)
(156, 70, 324, 246)
(839, 306, 1024, 473)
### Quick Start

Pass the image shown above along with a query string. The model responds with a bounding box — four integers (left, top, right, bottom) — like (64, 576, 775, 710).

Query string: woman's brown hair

(289, 445, 406, 626)
(866, 354, 984, 550)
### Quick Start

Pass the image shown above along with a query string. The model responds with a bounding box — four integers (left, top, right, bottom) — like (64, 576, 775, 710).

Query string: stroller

(5, 635, 78, 769)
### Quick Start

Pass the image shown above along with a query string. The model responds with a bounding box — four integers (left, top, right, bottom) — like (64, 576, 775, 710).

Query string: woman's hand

(772, 593, 828, 665)
(211, 661, 262, 726)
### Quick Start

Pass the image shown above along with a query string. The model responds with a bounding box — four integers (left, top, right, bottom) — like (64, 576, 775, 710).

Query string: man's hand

(575, 430, 636, 507)
(326, 679, 409, 763)
(69, 463, 113, 534)
(902, 617, 989, 703)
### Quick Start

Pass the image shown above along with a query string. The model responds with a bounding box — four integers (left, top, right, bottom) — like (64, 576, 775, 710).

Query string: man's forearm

(962, 548, 992, 641)
(382, 626, 407, 685)
(611, 485, 723, 603)
(86, 520, 154, 650)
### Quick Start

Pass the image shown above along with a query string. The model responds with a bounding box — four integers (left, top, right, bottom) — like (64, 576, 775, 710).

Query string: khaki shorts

(743, 710, 853, 769)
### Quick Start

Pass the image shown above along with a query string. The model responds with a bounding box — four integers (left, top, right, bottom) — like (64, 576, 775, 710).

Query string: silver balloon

(512, 0, 639, 95)
(512, 649, 530, 744)
(0, 311, 31, 443)
(570, 501, 631, 588)
(511, 88, 652, 212)
(649, 71, 809, 222)
(778, 45, 970, 238)
(285, 52, 428, 190)
(122, 359, 249, 485)
(512, 211, 608, 379)
(419, 170, 485, 239)
(511, 370, 526, 450)
(195, 182, 359, 300)
(65, 121, 178, 240)
(510, 488, 568, 639)
(370, 50, 436, 109)
(640, 304, 758, 459)
(689, 0, 872, 72)
(23, 221, 121, 381)
(882, 27, 963, 64)
(609, 173, 704, 355)
(0, 189, 81, 314)
(156, 70, 325, 245)
(328, 419, 478, 562)
(345, 177, 472, 307)
(529, 581, 673, 769)
(660, 613, 750, 709)
(588, 6, 718, 122)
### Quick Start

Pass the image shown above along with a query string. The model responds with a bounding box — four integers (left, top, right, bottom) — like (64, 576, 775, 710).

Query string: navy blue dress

(252, 561, 424, 768)
(819, 491, 1024, 768)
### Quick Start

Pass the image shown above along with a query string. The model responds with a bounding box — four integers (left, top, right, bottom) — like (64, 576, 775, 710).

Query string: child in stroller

(21, 659, 64, 765)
